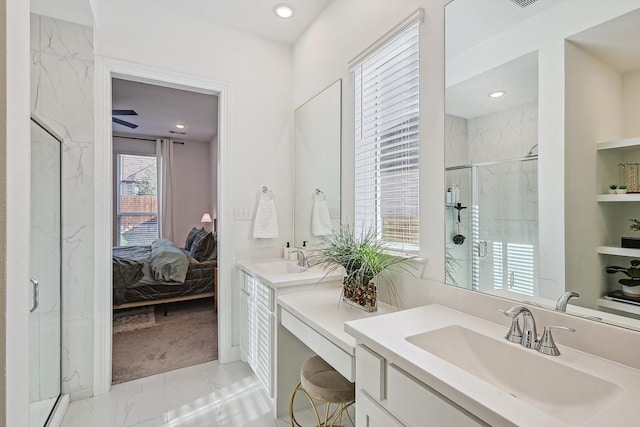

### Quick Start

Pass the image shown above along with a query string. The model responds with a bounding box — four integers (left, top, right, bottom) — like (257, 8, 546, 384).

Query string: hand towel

(253, 199, 279, 238)
(312, 199, 332, 236)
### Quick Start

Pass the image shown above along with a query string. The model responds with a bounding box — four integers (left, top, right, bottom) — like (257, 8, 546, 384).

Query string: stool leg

(289, 381, 324, 427)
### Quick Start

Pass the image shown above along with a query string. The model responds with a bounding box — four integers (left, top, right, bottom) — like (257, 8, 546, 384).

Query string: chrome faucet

(503, 306, 538, 348)
(289, 249, 309, 268)
(555, 291, 579, 312)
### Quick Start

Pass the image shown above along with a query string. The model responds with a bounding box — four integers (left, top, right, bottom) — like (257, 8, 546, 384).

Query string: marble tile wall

(31, 14, 95, 400)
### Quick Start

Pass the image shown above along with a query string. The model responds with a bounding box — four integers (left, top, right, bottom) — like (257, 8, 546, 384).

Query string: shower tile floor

(61, 361, 308, 427)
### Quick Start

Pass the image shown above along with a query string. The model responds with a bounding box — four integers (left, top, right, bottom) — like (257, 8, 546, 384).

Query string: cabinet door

(255, 302, 274, 396)
(356, 390, 404, 427)
(387, 364, 487, 427)
(239, 285, 251, 363)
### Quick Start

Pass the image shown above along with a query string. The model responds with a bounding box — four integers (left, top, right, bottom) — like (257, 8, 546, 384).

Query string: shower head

(526, 144, 538, 157)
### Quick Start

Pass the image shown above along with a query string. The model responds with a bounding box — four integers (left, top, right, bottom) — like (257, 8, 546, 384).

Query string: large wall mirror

(294, 80, 342, 247)
(445, 0, 640, 330)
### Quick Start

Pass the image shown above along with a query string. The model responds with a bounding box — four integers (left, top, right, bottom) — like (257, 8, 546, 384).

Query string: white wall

(623, 69, 640, 138)
(92, 0, 294, 372)
(293, 0, 448, 299)
(6, 0, 31, 424)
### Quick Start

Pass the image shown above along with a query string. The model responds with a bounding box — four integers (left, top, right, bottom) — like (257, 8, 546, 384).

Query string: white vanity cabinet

(240, 272, 275, 397)
(355, 344, 487, 427)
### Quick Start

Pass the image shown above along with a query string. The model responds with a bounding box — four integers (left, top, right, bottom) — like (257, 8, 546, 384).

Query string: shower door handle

(476, 241, 488, 258)
(30, 278, 39, 313)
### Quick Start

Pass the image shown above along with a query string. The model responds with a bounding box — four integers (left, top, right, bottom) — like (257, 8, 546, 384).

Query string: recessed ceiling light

(274, 4, 294, 19)
(488, 91, 506, 98)
(175, 124, 185, 129)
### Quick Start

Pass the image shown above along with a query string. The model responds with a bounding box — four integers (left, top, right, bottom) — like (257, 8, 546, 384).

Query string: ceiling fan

(112, 109, 138, 129)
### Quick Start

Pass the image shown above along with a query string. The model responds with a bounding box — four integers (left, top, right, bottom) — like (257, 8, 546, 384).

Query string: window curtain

(156, 138, 175, 241)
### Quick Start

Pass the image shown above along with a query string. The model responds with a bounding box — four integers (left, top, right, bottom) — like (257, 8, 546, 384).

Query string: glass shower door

(473, 159, 538, 297)
(29, 118, 61, 426)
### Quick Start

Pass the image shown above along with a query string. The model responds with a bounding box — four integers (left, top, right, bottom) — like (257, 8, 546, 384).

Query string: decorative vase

(622, 284, 640, 297)
(608, 189, 617, 194)
(616, 188, 628, 194)
(342, 277, 377, 312)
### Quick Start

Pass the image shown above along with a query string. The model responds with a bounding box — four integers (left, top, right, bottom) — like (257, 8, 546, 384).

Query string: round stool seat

(300, 356, 355, 404)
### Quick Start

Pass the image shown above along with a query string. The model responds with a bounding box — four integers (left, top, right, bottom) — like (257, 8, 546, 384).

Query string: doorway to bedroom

(110, 77, 220, 384)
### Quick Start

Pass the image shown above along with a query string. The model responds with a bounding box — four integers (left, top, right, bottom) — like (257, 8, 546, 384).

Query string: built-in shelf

(596, 137, 640, 151)
(597, 246, 640, 257)
(597, 194, 640, 202)
(598, 298, 640, 316)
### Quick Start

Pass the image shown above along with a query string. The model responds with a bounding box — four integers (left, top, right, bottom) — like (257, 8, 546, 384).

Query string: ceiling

(112, 79, 219, 143)
(32, 0, 333, 144)
(446, 0, 640, 119)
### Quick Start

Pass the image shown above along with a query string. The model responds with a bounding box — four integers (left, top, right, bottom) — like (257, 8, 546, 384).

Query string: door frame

(93, 57, 231, 395)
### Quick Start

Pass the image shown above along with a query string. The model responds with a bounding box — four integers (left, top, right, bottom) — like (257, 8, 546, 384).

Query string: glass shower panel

(474, 159, 538, 297)
(445, 167, 473, 288)
(30, 119, 61, 426)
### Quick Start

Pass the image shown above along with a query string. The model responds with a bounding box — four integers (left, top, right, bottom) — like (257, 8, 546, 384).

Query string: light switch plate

(234, 207, 253, 220)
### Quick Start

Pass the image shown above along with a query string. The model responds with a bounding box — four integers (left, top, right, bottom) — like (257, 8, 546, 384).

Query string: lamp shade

(201, 213, 212, 223)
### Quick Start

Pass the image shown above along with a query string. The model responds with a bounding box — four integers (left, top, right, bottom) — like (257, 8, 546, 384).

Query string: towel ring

(259, 186, 274, 201)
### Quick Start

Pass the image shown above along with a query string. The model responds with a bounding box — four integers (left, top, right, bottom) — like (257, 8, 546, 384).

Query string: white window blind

(115, 153, 159, 246)
(354, 21, 420, 252)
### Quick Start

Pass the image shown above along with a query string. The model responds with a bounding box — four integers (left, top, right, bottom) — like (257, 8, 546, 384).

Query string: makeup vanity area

(236, 1, 640, 425)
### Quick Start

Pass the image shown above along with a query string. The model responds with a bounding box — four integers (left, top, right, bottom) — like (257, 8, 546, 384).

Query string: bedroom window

(352, 19, 421, 253)
(116, 153, 159, 246)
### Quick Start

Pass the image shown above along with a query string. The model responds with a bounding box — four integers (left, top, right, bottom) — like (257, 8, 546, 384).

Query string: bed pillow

(184, 227, 203, 251)
(150, 238, 189, 282)
(190, 231, 216, 262)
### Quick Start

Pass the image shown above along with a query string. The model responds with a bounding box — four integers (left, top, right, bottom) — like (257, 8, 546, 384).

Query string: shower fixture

(526, 144, 538, 157)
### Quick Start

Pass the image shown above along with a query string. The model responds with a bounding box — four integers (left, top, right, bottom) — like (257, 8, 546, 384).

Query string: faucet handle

(536, 326, 575, 356)
(499, 308, 524, 343)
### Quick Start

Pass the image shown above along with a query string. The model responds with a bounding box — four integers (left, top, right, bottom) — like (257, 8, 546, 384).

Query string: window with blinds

(115, 153, 159, 246)
(353, 21, 420, 252)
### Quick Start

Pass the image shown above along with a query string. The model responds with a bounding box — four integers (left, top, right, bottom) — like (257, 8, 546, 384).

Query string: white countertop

(237, 258, 343, 288)
(345, 304, 640, 427)
(278, 287, 397, 355)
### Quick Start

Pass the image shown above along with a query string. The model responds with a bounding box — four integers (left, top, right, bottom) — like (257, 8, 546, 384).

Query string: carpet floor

(112, 298, 218, 384)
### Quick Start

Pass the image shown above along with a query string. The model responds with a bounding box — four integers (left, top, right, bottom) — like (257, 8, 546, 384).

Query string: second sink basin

(253, 260, 305, 275)
(405, 325, 622, 425)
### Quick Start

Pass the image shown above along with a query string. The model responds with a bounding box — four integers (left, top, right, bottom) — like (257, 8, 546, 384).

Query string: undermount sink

(252, 260, 305, 275)
(405, 325, 622, 425)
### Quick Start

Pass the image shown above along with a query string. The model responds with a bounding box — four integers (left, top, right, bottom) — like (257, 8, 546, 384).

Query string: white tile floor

(61, 361, 284, 427)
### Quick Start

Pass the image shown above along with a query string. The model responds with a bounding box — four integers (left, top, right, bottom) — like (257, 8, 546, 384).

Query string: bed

(112, 229, 217, 310)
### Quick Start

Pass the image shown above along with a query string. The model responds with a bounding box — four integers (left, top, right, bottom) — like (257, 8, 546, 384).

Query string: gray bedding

(112, 239, 189, 288)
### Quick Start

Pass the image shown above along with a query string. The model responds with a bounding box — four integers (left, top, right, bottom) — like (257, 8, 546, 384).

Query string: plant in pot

(606, 259, 640, 297)
(622, 219, 640, 249)
(609, 184, 618, 194)
(310, 224, 415, 311)
(617, 185, 628, 194)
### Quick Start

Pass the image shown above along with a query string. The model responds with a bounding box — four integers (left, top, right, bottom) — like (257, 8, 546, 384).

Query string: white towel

(312, 199, 332, 236)
(253, 199, 279, 238)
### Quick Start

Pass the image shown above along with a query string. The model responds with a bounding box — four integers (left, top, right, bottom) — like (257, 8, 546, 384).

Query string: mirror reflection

(294, 80, 342, 247)
(445, 0, 640, 330)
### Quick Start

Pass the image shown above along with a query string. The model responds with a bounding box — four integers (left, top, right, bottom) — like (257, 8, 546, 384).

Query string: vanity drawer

(356, 345, 385, 401)
(281, 308, 354, 381)
(387, 364, 487, 427)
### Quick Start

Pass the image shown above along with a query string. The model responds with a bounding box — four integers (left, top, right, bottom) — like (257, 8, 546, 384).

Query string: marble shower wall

(31, 14, 95, 400)
(445, 101, 539, 293)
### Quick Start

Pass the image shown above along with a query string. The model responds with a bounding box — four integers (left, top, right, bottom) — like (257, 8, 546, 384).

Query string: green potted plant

(310, 223, 415, 311)
(617, 185, 628, 194)
(608, 184, 618, 194)
(606, 259, 640, 296)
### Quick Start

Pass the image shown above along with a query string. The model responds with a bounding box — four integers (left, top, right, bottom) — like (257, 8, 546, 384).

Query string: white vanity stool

(289, 355, 355, 427)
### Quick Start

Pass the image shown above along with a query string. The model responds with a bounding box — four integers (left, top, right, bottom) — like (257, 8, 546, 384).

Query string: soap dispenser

(284, 242, 291, 259)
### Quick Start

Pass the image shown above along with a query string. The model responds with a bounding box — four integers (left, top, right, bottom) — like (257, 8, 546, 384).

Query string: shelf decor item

(609, 184, 617, 194)
(622, 219, 640, 249)
(617, 185, 628, 194)
(618, 163, 639, 193)
(606, 259, 640, 296)
(310, 223, 415, 311)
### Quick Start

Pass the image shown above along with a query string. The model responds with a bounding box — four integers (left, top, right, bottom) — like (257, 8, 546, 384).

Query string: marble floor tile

(61, 361, 279, 427)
